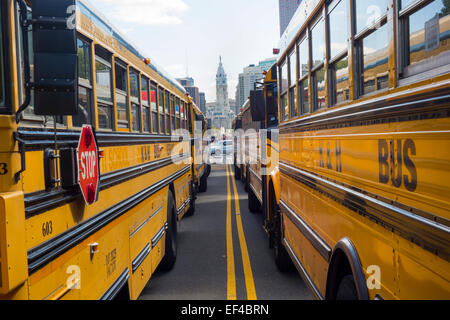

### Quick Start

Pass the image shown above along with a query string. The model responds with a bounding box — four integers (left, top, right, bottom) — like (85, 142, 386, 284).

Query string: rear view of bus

(275, 0, 450, 299)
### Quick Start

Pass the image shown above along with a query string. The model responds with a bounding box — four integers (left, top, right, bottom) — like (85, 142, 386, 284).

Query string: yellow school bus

(270, 0, 450, 299)
(0, 0, 207, 300)
(234, 65, 291, 271)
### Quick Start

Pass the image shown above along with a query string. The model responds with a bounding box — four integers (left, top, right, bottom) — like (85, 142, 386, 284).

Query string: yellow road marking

(225, 164, 237, 300)
(230, 164, 258, 300)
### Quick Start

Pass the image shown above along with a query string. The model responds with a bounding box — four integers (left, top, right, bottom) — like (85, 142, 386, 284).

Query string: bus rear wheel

(159, 189, 177, 271)
(248, 187, 261, 213)
(234, 164, 241, 180)
(199, 173, 208, 193)
(271, 190, 293, 272)
(185, 182, 196, 217)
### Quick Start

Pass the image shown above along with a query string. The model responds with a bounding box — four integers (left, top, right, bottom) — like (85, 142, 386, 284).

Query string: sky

(92, 0, 281, 103)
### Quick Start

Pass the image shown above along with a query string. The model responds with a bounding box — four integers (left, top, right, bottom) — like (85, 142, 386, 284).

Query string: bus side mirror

(32, 0, 78, 116)
(250, 90, 265, 122)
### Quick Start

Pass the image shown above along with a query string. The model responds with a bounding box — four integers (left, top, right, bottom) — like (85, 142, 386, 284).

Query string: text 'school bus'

(0, 0, 208, 300)
(257, 0, 450, 299)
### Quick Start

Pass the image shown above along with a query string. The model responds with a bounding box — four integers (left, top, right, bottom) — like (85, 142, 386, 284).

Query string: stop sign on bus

(77, 125, 100, 205)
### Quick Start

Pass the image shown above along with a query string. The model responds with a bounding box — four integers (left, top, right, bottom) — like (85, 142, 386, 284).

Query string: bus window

(328, 0, 349, 106)
(399, 0, 450, 78)
(165, 91, 170, 134)
(176, 97, 181, 129)
(151, 83, 158, 133)
(141, 76, 150, 133)
(279, 60, 288, 121)
(354, 0, 389, 96)
(298, 35, 309, 115)
(170, 95, 175, 131)
(158, 87, 165, 134)
(360, 24, 389, 95)
(115, 61, 129, 129)
(0, 8, 5, 110)
(130, 69, 141, 132)
(288, 48, 297, 118)
(311, 16, 326, 111)
(95, 47, 114, 130)
(355, 0, 388, 34)
(73, 37, 94, 127)
(333, 56, 350, 104)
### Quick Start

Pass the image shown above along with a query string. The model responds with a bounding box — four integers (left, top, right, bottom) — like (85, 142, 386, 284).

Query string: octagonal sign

(77, 125, 99, 205)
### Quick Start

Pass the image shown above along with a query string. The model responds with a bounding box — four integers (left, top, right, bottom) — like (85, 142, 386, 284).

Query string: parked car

(215, 140, 233, 157)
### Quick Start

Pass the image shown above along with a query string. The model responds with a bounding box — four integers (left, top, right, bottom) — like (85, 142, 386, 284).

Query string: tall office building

(235, 57, 277, 113)
(199, 92, 206, 115)
(279, 0, 301, 36)
(176, 77, 200, 106)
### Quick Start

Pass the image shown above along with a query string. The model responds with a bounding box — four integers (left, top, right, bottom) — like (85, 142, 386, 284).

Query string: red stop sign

(77, 125, 99, 205)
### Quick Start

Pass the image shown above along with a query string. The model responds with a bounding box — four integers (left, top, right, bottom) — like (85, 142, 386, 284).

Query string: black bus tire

(336, 275, 358, 300)
(185, 182, 196, 217)
(272, 193, 293, 272)
(159, 190, 177, 271)
(199, 173, 208, 193)
(248, 187, 261, 213)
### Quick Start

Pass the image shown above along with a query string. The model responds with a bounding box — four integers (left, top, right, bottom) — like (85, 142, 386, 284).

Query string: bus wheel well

(325, 238, 369, 300)
(114, 280, 130, 300)
(325, 248, 353, 300)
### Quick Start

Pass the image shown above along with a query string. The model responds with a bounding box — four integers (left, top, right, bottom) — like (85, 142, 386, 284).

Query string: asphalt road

(139, 164, 311, 300)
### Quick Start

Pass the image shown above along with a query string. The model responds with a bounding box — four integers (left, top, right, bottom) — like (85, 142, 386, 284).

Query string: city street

(139, 165, 311, 300)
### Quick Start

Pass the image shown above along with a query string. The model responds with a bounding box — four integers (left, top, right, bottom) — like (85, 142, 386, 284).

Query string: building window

(115, 61, 129, 129)
(399, 0, 450, 78)
(95, 47, 114, 130)
(73, 37, 93, 127)
(151, 82, 158, 133)
(311, 16, 326, 111)
(328, 0, 350, 106)
(279, 60, 288, 121)
(298, 35, 309, 115)
(130, 69, 141, 132)
(158, 87, 165, 134)
(288, 48, 297, 118)
(141, 77, 150, 133)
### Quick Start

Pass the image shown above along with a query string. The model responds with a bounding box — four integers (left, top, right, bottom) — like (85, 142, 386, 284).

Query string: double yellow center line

(225, 164, 257, 300)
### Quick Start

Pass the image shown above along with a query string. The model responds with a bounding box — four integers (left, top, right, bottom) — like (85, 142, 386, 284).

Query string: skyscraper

(176, 77, 200, 106)
(235, 57, 277, 113)
(279, 0, 301, 36)
(199, 92, 206, 115)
